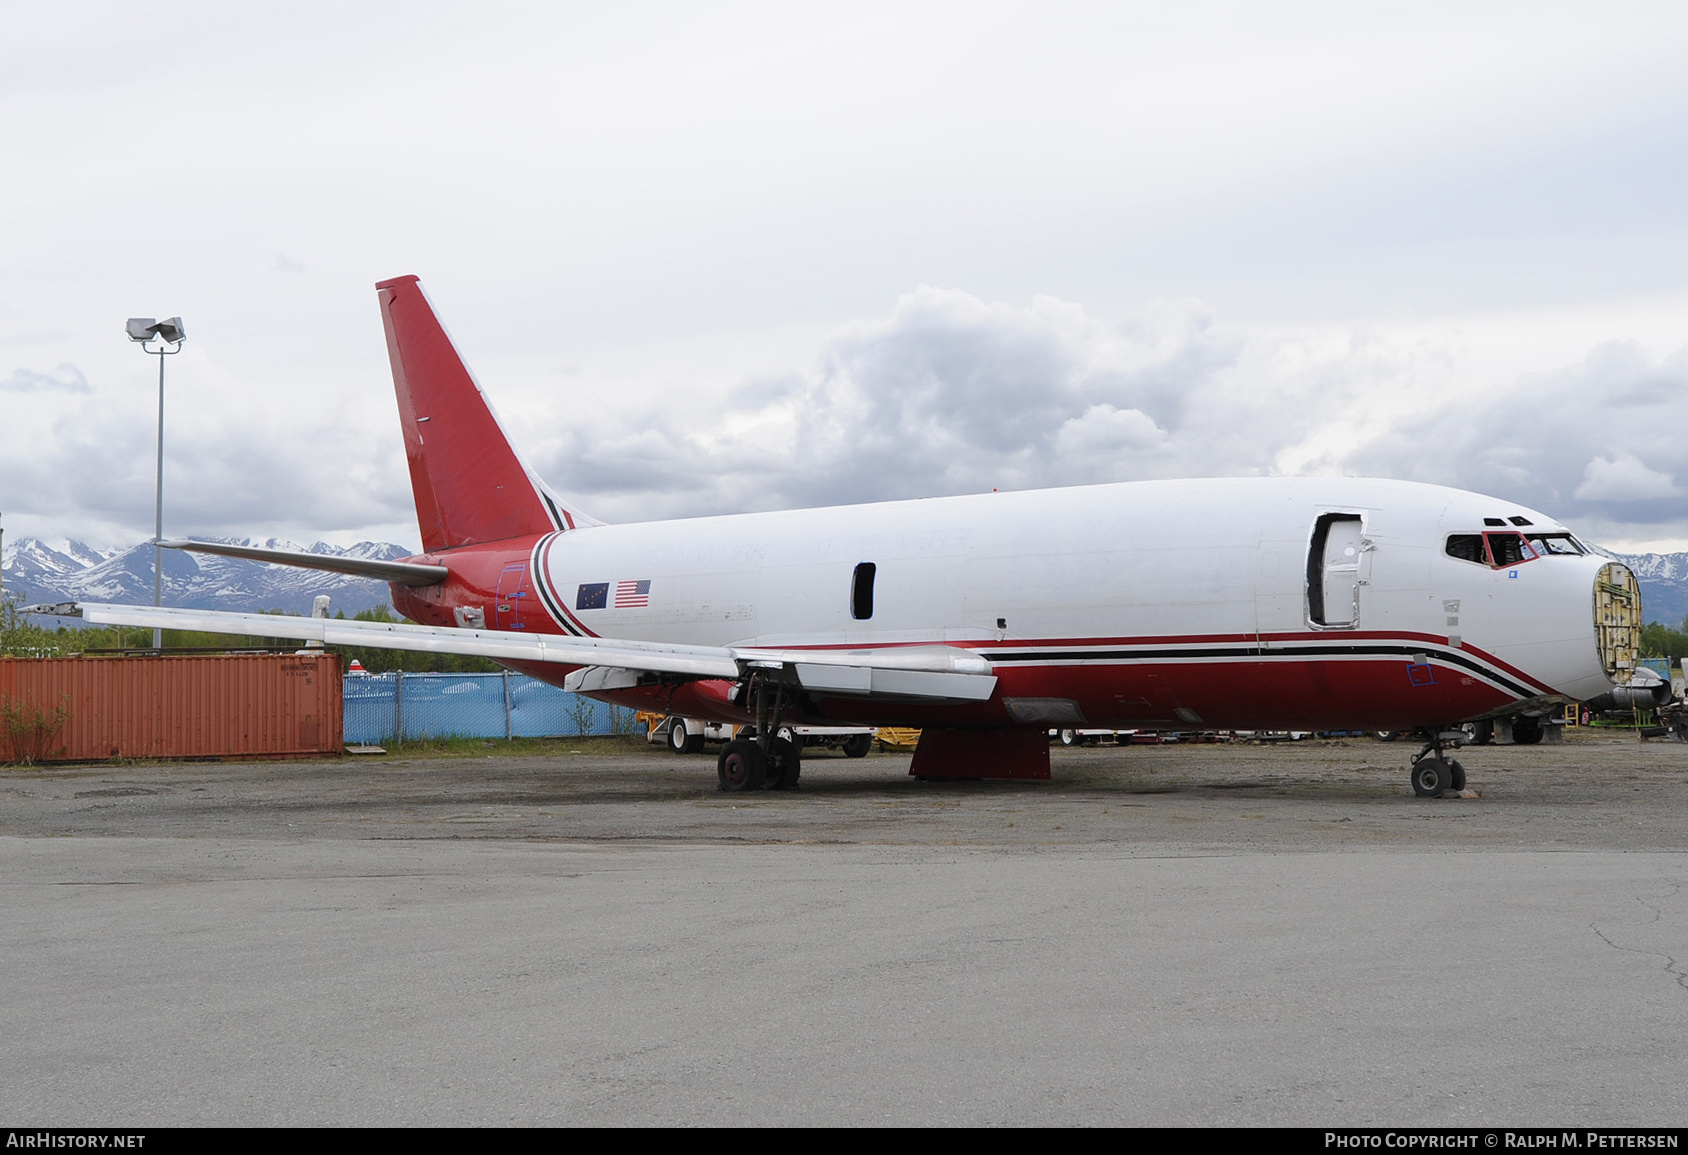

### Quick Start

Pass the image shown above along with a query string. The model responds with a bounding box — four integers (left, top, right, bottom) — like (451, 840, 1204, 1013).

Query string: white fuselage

(503, 477, 1624, 731)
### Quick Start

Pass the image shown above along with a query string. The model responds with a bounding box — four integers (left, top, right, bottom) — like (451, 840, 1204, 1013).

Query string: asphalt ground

(2, 730, 1685, 1126)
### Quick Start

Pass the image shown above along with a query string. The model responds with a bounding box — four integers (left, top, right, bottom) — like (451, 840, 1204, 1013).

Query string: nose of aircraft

(1594, 561, 1642, 680)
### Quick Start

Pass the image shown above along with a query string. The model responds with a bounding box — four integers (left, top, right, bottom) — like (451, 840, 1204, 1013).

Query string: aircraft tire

(1448, 759, 1466, 791)
(841, 733, 872, 759)
(668, 719, 695, 755)
(718, 739, 767, 792)
(1410, 757, 1449, 798)
(766, 736, 802, 790)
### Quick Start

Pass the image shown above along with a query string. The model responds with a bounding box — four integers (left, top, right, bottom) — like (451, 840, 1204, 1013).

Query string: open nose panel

(1594, 562, 1642, 680)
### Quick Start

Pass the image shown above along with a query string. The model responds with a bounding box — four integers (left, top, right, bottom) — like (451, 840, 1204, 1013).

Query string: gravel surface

(3, 729, 1683, 852)
(4, 729, 1685, 1127)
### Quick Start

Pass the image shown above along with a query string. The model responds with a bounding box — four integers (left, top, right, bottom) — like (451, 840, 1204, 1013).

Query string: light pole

(125, 317, 186, 650)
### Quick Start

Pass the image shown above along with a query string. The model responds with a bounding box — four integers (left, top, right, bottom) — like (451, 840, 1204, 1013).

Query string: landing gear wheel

(1447, 760, 1467, 792)
(765, 736, 802, 790)
(668, 719, 699, 755)
(841, 733, 872, 759)
(1411, 757, 1451, 798)
(1510, 716, 1543, 745)
(717, 739, 767, 792)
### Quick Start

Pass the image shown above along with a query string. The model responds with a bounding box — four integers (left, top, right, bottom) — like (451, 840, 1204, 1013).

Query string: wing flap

(788, 661, 995, 701)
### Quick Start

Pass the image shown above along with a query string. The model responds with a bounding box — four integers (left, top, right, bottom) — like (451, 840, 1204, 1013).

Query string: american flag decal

(615, 579, 651, 608)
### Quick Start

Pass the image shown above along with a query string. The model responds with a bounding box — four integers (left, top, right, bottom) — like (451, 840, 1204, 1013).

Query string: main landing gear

(717, 675, 802, 793)
(1408, 730, 1468, 798)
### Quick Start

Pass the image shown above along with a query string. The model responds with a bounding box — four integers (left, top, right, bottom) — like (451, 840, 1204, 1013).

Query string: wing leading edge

(40, 603, 997, 703)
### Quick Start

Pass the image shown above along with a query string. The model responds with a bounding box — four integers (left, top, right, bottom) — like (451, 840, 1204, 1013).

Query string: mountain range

(1614, 552, 1688, 626)
(2, 537, 404, 622)
(5, 535, 1688, 627)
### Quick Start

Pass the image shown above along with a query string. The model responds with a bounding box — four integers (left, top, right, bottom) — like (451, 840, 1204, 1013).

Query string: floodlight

(125, 312, 188, 648)
(126, 317, 186, 345)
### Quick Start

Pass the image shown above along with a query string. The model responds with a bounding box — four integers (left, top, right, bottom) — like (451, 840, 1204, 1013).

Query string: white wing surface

(42, 603, 997, 702)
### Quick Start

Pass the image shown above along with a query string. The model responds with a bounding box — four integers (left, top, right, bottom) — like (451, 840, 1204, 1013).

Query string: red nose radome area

(375, 275, 568, 551)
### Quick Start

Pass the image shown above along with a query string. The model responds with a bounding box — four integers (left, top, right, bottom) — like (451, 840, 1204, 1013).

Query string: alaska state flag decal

(576, 582, 609, 610)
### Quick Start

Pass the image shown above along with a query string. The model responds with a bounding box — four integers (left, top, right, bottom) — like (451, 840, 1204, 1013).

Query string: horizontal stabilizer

(160, 540, 447, 586)
(49, 604, 998, 702)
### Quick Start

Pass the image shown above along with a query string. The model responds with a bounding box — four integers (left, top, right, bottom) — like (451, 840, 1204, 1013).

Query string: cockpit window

(1445, 535, 1486, 564)
(1486, 532, 1535, 567)
(1524, 533, 1585, 556)
(1447, 532, 1574, 567)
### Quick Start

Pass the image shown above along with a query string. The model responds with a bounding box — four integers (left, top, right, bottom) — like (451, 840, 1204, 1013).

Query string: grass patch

(2, 694, 70, 766)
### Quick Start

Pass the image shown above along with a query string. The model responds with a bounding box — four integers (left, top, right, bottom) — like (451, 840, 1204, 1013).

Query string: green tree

(1, 595, 499, 672)
(1, 595, 151, 657)
(1639, 616, 1688, 663)
(331, 605, 500, 674)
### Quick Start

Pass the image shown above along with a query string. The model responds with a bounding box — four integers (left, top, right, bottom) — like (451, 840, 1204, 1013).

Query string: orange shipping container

(0, 653, 343, 762)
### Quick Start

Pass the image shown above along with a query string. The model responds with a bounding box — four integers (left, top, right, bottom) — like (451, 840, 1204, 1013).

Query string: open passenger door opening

(1307, 514, 1365, 628)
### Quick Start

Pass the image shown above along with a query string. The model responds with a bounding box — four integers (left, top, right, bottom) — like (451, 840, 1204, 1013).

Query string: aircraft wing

(33, 603, 997, 702)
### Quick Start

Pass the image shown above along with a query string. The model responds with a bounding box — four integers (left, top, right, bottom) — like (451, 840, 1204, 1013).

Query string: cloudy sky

(4, 1, 1688, 555)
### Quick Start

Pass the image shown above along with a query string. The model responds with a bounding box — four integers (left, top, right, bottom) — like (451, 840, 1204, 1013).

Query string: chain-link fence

(343, 671, 640, 744)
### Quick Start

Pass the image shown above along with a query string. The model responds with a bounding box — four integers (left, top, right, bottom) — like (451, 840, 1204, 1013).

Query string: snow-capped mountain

(1610, 552, 1688, 627)
(3, 536, 408, 621)
(1, 538, 117, 589)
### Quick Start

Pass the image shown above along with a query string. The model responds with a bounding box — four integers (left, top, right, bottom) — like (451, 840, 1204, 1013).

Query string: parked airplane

(37, 276, 1644, 796)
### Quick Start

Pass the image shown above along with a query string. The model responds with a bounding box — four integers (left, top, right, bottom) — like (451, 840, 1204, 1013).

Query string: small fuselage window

(851, 562, 876, 620)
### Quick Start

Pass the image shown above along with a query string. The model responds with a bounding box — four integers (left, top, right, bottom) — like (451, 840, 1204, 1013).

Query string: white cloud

(1574, 454, 1684, 501)
(1, 364, 90, 393)
(528, 296, 1688, 556)
(1324, 339, 1688, 543)
(7, 282, 1688, 555)
(535, 287, 1263, 518)
(5, 6, 1688, 552)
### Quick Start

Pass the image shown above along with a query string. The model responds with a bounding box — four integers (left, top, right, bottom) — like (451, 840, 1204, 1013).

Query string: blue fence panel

(342, 671, 634, 743)
(344, 675, 399, 744)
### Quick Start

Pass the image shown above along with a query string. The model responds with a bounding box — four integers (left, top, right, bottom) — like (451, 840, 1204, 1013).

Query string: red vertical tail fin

(375, 275, 597, 551)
